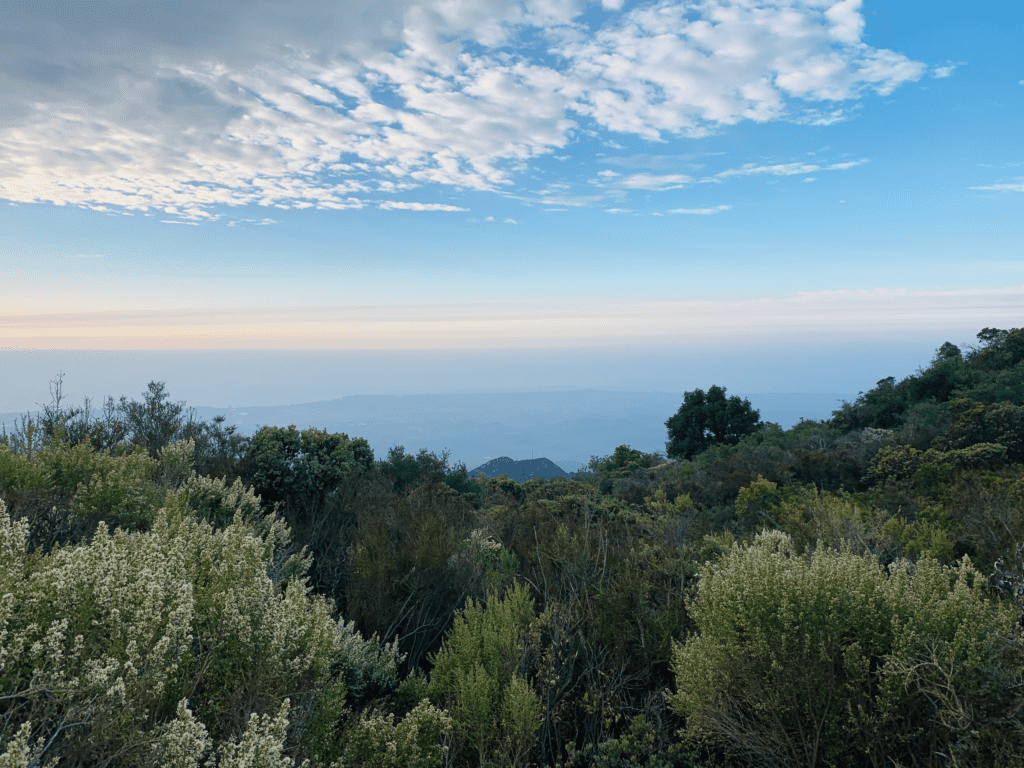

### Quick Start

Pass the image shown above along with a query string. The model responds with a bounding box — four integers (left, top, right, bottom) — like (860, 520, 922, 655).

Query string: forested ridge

(2, 327, 1023, 768)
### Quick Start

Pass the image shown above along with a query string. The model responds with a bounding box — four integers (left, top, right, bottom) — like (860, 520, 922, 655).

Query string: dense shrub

(347, 482, 482, 672)
(0, 495, 402, 767)
(428, 584, 542, 768)
(672, 530, 1021, 768)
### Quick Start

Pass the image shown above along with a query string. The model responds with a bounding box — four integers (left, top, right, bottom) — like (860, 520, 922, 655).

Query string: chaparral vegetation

(2, 327, 1023, 767)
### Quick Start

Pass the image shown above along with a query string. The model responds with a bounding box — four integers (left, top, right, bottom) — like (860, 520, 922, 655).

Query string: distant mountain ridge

(0, 391, 855, 474)
(470, 457, 569, 482)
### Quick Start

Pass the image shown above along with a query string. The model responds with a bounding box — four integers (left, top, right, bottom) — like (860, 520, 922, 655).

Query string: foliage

(378, 445, 482, 498)
(939, 398, 1024, 461)
(244, 425, 374, 511)
(0, 439, 170, 553)
(0, 378, 248, 480)
(0, 444, 49, 496)
(558, 712, 690, 768)
(339, 700, 453, 768)
(585, 446, 665, 497)
(177, 471, 263, 527)
(117, 381, 200, 458)
(480, 482, 694, 766)
(243, 424, 376, 603)
(3, 327, 1022, 768)
(867, 442, 1011, 485)
(671, 530, 1020, 767)
(965, 327, 1024, 373)
(833, 328, 1024, 431)
(955, 359, 1024, 405)
(347, 483, 481, 672)
(0, 497, 400, 767)
(665, 386, 762, 461)
(428, 584, 542, 768)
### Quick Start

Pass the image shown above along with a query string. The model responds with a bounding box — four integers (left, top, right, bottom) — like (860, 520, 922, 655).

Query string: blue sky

(1, 0, 1022, 408)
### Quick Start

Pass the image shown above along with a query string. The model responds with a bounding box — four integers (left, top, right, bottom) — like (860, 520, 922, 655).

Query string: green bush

(428, 584, 541, 767)
(244, 425, 374, 511)
(671, 530, 1020, 767)
(558, 713, 688, 768)
(0, 444, 48, 496)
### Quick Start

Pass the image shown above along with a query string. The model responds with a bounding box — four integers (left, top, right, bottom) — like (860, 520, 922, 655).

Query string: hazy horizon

(0, 329, 970, 415)
(0, 385, 858, 474)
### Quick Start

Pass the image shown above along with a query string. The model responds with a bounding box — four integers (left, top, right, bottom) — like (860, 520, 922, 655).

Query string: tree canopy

(665, 385, 762, 460)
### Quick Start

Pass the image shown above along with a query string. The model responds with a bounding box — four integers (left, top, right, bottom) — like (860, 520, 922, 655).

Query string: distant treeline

(1, 327, 1023, 767)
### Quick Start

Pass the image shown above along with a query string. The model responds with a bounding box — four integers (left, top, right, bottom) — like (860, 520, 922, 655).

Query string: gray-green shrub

(671, 530, 1021, 767)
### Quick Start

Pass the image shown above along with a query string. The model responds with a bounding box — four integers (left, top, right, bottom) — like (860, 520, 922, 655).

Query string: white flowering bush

(0, 496, 402, 767)
(176, 472, 263, 526)
(338, 700, 453, 768)
(144, 699, 303, 768)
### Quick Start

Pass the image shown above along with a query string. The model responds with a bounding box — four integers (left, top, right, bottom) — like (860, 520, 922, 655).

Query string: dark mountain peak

(471, 456, 569, 482)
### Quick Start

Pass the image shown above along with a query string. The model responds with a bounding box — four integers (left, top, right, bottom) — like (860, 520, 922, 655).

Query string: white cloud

(971, 179, 1024, 193)
(533, 191, 607, 206)
(0, 0, 925, 218)
(717, 159, 866, 178)
(668, 204, 731, 215)
(605, 208, 632, 213)
(559, 0, 924, 137)
(824, 0, 866, 45)
(619, 173, 692, 190)
(504, 217, 518, 224)
(378, 201, 469, 211)
(932, 65, 956, 78)
(228, 218, 278, 227)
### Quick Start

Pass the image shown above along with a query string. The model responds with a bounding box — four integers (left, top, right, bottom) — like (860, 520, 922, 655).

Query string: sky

(1, 0, 1022, 410)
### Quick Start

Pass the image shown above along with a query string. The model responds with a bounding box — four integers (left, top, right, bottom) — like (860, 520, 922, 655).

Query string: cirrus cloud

(618, 173, 693, 190)
(971, 179, 1024, 193)
(668, 204, 731, 214)
(717, 159, 867, 178)
(378, 201, 469, 211)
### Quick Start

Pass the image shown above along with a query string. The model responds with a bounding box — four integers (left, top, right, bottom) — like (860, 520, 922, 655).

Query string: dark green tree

(244, 424, 374, 512)
(586, 445, 663, 496)
(118, 380, 197, 457)
(967, 327, 1024, 372)
(665, 385, 761, 460)
(243, 424, 377, 602)
(378, 445, 479, 497)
